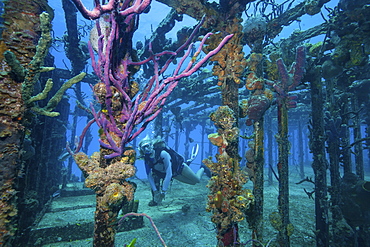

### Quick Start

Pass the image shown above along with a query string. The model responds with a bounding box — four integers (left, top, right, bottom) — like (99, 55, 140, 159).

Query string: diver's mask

(141, 142, 153, 154)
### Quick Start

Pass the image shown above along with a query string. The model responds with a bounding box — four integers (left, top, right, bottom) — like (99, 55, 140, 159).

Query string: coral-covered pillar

(243, 51, 268, 243)
(267, 46, 306, 246)
(325, 76, 344, 245)
(73, 149, 136, 247)
(204, 106, 254, 247)
(309, 67, 329, 246)
(276, 96, 290, 246)
(204, 18, 247, 246)
(352, 94, 364, 179)
(0, 0, 51, 245)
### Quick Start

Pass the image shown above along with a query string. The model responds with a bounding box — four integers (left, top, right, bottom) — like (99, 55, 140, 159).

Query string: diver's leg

(174, 165, 204, 185)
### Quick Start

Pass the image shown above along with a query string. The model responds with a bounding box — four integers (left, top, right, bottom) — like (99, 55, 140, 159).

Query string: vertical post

(366, 117, 370, 173)
(276, 97, 290, 246)
(341, 93, 352, 174)
(298, 120, 304, 179)
(266, 113, 274, 185)
(253, 118, 264, 242)
(290, 129, 295, 167)
(62, 0, 87, 183)
(184, 124, 191, 160)
(352, 95, 364, 179)
(309, 68, 329, 246)
(174, 124, 180, 152)
(0, 1, 50, 245)
(325, 77, 346, 245)
(219, 75, 240, 247)
(200, 120, 205, 162)
(154, 112, 163, 138)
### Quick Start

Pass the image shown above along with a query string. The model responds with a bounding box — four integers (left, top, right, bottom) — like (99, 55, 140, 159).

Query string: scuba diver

(138, 136, 204, 206)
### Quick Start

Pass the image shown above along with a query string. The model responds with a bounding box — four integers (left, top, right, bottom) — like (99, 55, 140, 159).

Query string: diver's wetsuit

(144, 147, 184, 193)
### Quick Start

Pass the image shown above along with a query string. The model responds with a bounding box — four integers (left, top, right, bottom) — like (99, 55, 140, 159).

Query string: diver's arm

(161, 151, 172, 192)
(145, 162, 157, 191)
(147, 172, 158, 191)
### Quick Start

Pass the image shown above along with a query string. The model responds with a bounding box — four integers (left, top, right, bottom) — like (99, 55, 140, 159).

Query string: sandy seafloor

(43, 166, 319, 247)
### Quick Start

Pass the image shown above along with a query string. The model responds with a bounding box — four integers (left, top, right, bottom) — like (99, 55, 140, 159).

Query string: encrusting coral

(240, 51, 273, 126)
(74, 149, 136, 209)
(203, 17, 247, 88)
(204, 106, 254, 245)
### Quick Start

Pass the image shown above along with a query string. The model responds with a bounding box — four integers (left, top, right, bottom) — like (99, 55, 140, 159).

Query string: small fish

(189, 137, 194, 143)
(58, 150, 70, 162)
(52, 190, 61, 198)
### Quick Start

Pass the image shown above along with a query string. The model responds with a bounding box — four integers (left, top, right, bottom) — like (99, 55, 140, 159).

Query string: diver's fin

(191, 144, 199, 160)
(186, 144, 199, 165)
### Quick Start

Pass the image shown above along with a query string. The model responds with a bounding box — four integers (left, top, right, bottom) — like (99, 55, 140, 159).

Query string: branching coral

(73, 12, 233, 159)
(68, 1, 233, 246)
(266, 46, 306, 108)
(4, 12, 85, 117)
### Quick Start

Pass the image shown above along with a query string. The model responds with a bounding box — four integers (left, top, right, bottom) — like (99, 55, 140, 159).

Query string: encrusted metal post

(309, 67, 329, 246)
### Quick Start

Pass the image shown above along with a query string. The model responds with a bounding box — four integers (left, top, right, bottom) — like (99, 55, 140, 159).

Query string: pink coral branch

(128, 107, 162, 142)
(74, 118, 96, 153)
(98, 30, 232, 158)
(163, 34, 234, 83)
(275, 45, 306, 95)
(119, 0, 152, 16)
(160, 16, 205, 74)
(71, 0, 151, 20)
(118, 212, 167, 247)
(276, 58, 290, 92)
(71, 0, 116, 20)
(173, 43, 194, 76)
(75, 0, 233, 158)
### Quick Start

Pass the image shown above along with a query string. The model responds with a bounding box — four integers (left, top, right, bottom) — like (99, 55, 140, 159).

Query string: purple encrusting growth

(271, 46, 306, 107)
